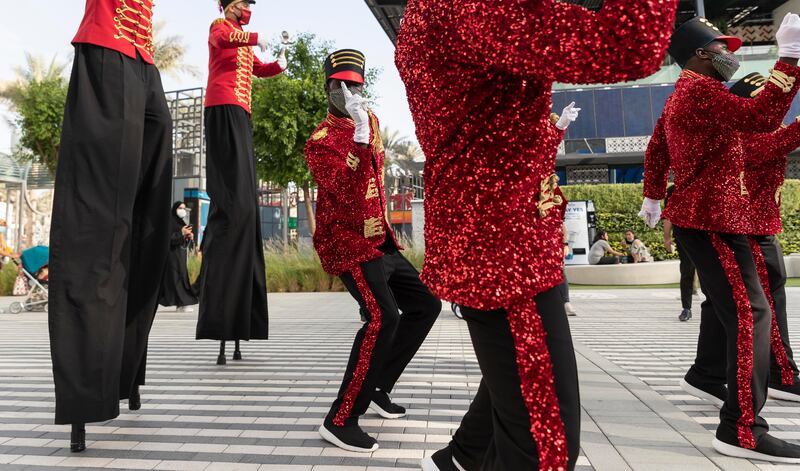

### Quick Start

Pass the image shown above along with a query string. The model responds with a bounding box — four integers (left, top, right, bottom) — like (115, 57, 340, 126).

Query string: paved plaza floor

(1, 289, 800, 470)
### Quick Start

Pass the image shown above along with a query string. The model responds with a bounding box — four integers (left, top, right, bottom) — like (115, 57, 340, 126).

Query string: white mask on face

(176, 208, 187, 218)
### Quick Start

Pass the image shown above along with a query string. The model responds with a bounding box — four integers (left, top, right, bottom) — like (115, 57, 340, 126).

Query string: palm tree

(153, 22, 200, 79)
(0, 53, 67, 106)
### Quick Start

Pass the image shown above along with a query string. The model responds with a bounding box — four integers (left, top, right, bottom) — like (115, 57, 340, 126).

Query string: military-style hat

(729, 72, 767, 98)
(668, 17, 742, 68)
(219, 0, 255, 12)
(324, 49, 366, 84)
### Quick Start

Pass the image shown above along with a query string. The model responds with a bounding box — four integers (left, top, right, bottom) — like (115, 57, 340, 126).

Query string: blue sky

(0, 0, 416, 154)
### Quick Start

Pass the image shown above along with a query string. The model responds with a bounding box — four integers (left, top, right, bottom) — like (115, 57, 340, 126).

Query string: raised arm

(744, 120, 800, 166)
(253, 55, 283, 78)
(448, 0, 678, 84)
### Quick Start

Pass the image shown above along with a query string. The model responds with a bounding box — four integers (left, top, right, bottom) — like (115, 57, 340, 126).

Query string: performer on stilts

(641, 15, 800, 462)
(49, 0, 173, 453)
(305, 50, 441, 452)
(674, 72, 800, 408)
(195, 0, 286, 364)
(396, 1, 678, 469)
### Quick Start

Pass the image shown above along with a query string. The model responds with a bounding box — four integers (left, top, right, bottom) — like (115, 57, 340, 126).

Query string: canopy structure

(365, 0, 791, 45)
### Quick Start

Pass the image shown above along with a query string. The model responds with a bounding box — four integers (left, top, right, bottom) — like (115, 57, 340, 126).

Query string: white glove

(777, 13, 800, 58)
(277, 48, 287, 71)
(638, 197, 662, 229)
(341, 82, 370, 145)
(257, 36, 269, 53)
(556, 102, 581, 130)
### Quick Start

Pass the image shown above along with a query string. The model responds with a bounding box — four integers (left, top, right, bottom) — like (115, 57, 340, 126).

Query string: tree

(153, 22, 200, 79)
(251, 33, 380, 236)
(0, 53, 68, 175)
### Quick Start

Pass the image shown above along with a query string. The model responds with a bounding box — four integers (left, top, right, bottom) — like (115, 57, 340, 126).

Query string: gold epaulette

(312, 127, 329, 142)
(212, 18, 226, 26)
(769, 68, 796, 93)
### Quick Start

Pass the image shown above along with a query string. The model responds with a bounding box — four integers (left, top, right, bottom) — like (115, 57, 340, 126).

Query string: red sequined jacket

(205, 19, 283, 114)
(743, 122, 800, 235)
(395, 0, 678, 309)
(643, 63, 800, 235)
(73, 0, 155, 64)
(305, 113, 400, 276)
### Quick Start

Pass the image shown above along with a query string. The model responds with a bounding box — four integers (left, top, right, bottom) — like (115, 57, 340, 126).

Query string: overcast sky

(0, 0, 417, 154)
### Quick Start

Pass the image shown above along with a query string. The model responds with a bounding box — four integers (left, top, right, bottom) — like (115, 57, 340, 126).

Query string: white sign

(564, 201, 591, 265)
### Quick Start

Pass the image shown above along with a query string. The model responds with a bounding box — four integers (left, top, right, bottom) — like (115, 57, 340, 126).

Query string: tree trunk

(302, 181, 316, 236)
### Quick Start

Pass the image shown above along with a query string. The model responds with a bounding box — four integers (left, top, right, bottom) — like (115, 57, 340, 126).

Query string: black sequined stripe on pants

(328, 250, 441, 426)
(48, 43, 173, 425)
(446, 287, 581, 471)
(675, 227, 771, 448)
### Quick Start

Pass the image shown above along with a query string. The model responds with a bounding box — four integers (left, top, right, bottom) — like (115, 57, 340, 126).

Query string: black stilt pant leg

(451, 287, 580, 471)
(674, 227, 771, 448)
(48, 44, 156, 425)
(120, 65, 173, 398)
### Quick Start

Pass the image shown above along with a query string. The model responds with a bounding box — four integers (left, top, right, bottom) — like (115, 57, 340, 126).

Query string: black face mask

(702, 49, 740, 81)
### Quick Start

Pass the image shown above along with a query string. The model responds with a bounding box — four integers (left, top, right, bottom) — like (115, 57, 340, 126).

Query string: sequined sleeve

(209, 21, 258, 49)
(694, 61, 800, 133)
(643, 116, 670, 200)
(304, 139, 373, 203)
(448, 0, 677, 84)
(252, 55, 283, 78)
(745, 121, 800, 166)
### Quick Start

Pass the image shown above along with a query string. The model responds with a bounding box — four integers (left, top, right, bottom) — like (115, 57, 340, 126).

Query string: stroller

(8, 245, 49, 314)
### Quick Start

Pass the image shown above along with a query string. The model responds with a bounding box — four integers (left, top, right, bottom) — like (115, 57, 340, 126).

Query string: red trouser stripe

(748, 238, 794, 386)
(333, 266, 382, 426)
(710, 234, 756, 449)
(507, 300, 568, 471)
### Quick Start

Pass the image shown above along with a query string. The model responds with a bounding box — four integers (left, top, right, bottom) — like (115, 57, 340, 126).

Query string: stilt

(70, 423, 86, 453)
(233, 340, 242, 360)
(217, 341, 227, 365)
(129, 384, 141, 411)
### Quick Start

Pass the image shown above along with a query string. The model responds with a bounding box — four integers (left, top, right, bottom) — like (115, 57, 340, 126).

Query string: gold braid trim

(113, 0, 155, 55)
(234, 47, 255, 107)
(769, 68, 796, 93)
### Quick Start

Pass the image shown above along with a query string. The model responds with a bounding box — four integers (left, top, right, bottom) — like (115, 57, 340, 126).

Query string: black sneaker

(421, 446, 463, 471)
(680, 377, 726, 407)
(713, 434, 800, 463)
(769, 380, 800, 402)
(451, 303, 464, 320)
(128, 385, 141, 411)
(370, 389, 406, 419)
(319, 419, 378, 453)
(679, 309, 692, 321)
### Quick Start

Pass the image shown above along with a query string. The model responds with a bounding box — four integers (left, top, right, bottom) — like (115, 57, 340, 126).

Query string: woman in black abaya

(159, 202, 198, 311)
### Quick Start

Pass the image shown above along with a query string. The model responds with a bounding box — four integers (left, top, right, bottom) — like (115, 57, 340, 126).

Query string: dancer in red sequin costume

(305, 50, 441, 453)
(642, 15, 800, 463)
(675, 73, 800, 412)
(396, 1, 679, 469)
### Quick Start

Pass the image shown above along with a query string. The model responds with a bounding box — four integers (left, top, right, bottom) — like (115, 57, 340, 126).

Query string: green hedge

(562, 180, 800, 260)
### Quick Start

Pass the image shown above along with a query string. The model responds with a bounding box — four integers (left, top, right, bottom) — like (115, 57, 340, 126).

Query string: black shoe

(217, 354, 226, 365)
(713, 434, 800, 463)
(129, 385, 141, 411)
(70, 423, 86, 453)
(233, 351, 242, 361)
(680, 377, 726, 407)
(369, 389, 406, 419)
(679, 309, 692, 321)
(421, 446, 462, 471)
(319, 419, 378, 453)
(451, 303, 464, 320)
(769, 380, 800, 402)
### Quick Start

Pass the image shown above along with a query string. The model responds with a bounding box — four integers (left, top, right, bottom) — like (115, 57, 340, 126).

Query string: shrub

(563, 180, 800, 260)
(0, 262, 18, 296)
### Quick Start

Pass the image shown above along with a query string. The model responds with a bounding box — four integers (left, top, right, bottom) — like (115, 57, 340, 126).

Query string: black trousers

(328, 250, 441, 426)
(48, 44, 173, 425)
(675, 227, 771, 448)
(447, 287, 581, 471)
(675, 237, 696, 310)
(688, 235, 799, 388)
(195, 105, 268, 341)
